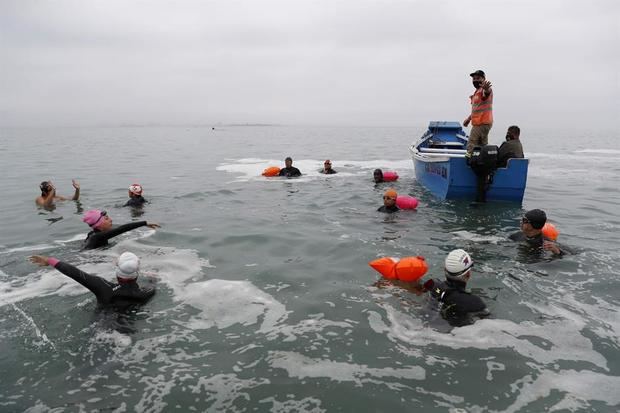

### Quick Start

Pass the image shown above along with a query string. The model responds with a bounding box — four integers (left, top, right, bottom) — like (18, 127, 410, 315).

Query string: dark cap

(469, 70, 486, 78)
(524, 209, 547, 229)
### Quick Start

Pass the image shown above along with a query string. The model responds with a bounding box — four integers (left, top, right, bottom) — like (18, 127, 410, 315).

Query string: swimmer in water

(278, 157, 302, 177)
(81, 209, 160, 250)
(509, 209, 567, 256)
(36, 179, 80, 208)
(124, 184, 147, 207)
(29, 252, 155, 311)
(373, 169, 384, 183)
(423, 249, 489, 327)
(377, 189, 399, 213)
(320, 160, 337, 174)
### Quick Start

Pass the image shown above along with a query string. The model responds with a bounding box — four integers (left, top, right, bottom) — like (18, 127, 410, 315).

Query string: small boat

(409, 121, 529, 202)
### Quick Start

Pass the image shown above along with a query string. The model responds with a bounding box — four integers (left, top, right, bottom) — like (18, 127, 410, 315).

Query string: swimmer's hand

(30, 255, 50, 267)
(543, 240, 561, 255)
(72, 180, 80, 190)
(146, 223, 160, 229)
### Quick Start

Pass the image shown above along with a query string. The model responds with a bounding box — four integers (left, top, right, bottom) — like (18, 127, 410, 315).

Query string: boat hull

(411, 121, 529, 203)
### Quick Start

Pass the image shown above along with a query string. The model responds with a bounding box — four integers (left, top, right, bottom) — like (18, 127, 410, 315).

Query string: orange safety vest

(470, 88, 493, 126)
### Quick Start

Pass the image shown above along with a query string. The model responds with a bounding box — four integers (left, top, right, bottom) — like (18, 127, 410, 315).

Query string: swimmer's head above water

(116, 252, 140, 283)
(128, 184, 143, 198)
(444, 249, 474, 283)
(83, 209, 113, 231)
(373, 169, 384, 183)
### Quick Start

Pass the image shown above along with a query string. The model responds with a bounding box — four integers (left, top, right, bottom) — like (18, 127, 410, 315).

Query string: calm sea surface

(1, 125, 619, 412)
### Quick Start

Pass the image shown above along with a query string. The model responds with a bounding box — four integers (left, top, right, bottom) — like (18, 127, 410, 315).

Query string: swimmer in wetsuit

(36, 179, 80, 208)
(81, 209, 160, 250)
(29, 252, 155, 310)
(377, 189, 399, 213)
(124, 184, 147, 207)
(509, 209, 567, 256)
(320, 159, 337, 174)
(278, 157, 302, 177)
(423, 249, 489, 327)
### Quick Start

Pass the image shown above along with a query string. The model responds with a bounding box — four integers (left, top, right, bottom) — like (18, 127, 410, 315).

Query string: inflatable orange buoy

(262, 166, 281, 177)
(369, 257, 398, 279)
(383, 171, 399, 181)
(395, 257, 429, 282)
(369, 256, 428, 282)
(542, 223, 559, 241)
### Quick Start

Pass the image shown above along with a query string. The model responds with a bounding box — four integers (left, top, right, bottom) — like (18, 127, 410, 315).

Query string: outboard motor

(469, 145, 498, 202)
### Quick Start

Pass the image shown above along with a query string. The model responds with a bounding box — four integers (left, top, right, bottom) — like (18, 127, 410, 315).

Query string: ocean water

(1, 125, 619, 412)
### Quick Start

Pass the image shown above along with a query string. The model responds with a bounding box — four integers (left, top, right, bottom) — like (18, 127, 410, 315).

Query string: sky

(1, 0, 618, 128)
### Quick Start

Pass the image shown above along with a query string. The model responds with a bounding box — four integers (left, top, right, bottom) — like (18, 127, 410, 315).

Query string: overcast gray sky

(1, 0, 618, 128)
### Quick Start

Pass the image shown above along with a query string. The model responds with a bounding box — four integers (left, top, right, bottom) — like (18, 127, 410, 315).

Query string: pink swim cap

(83, 209, 107, 229)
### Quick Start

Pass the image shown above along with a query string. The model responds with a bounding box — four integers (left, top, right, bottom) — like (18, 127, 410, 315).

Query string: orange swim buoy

(369, 257, 398, 279)
(542, 223, 559, 240)
(262, 166, 281, 177)
(395, 256, 428, 282)
(369, 256, 428, 282)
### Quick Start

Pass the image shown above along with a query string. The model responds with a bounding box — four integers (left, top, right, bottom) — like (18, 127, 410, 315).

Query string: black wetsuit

(509, 231, 568, 256)
(321, 169, 337, 174)
(428, 279, 489, 327)
(53, 261, 155, 310)
(377, 205, 400, 213)
(82, 221, 148, 250)
(124, 196, 147, 207)
(279, 167, 302, 177)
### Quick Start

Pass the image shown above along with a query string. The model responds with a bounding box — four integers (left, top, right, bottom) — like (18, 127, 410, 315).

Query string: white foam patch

(503, 370, 620, 413)
(1, 244, 55, 254)
(259, 396, 325, 413)
(216, 158, 414, 182)
(451, 230, 506, 244)
(367, 302, 608, 369)
(267, 350, 425, 389)
(0, 267, 95, 306)
(188, 374, 269, 412)
(115, 241, 289, 332)
(264, 313, 353, 342)
(574, 149, 620, 155)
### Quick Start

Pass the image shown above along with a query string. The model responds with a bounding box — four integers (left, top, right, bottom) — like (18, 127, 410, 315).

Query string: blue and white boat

(409, 121, 529, 202)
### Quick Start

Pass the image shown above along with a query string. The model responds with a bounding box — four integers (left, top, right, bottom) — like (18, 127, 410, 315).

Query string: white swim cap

(444, 249, 473, 278)
(116, 252, 140, 280)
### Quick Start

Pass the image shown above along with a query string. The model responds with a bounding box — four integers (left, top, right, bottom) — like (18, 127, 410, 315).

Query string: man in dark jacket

(509, 209, 566, 256)
(29, 252, 155, 311)
(279, 157, 302, 177)
(497, 125, 524, 167)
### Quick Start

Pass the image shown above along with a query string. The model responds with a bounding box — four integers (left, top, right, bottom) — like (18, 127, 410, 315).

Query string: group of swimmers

(29, 168, 569, 326)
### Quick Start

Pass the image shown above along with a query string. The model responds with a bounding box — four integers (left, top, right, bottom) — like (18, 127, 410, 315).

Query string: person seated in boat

(378, 189, 399, 213)
(509, 209, 567, 256)
(424, 249, 490, 327)
(497, 125, 524, 168)
(36, 179, 80, 208)
(373, 169, 384, 183)
(279, 157, 302, 177)
(29, 252, 156, 311)
(81, 209, 160, 250)
(320, 159, 337, 174)
(124, 184, 148, 207)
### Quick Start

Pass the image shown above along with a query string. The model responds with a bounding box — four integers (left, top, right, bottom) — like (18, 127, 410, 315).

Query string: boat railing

(419, 147, 467, 154)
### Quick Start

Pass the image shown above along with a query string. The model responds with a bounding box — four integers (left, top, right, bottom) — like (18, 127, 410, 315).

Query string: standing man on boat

(463, 70, 493, 155)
